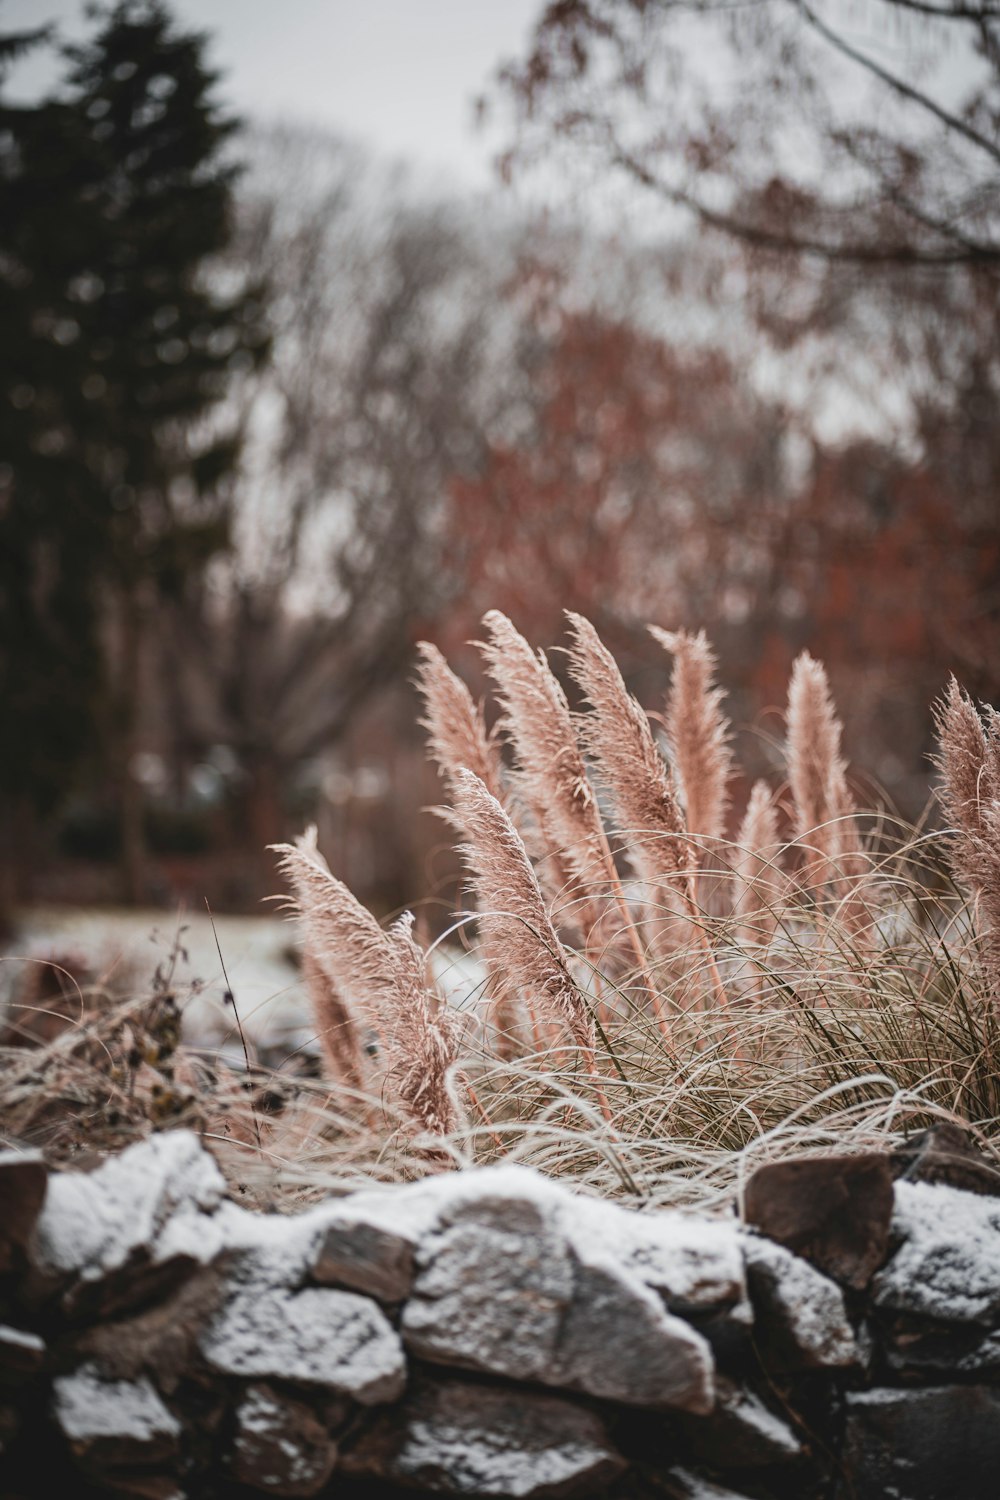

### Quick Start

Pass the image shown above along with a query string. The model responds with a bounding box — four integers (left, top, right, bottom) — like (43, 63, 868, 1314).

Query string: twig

(205, 899, 263, 1157)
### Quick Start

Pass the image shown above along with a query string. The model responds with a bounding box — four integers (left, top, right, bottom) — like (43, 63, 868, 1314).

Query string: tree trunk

(118, 587, 146, 906)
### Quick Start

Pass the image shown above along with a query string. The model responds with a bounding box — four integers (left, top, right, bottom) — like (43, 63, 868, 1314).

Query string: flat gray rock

(551, 1247, 714, 1412)
(403, 1184, 574, 1383)
(200, 1283, 405, 1403)
(741, 1231, 859, 1370)
(873, 1179, 1000, 1324)
(342, 1375, 626, 1497)
(403, 1168, 714, 1411)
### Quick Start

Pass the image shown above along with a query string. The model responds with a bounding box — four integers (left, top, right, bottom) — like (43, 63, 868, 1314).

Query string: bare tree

(157, 126, 520, 858)
(495, 0, 1000, 269)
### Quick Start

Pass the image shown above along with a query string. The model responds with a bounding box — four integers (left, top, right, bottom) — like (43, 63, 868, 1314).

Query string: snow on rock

(872, 1179, 1000, 1325)
(551, 1244, 714, 1411)
(230, 1382, 339, 1496)
(741, 1231, 859, 1370)
(402, 1165, 715, 1411)
(30, 1130, 225, 1315)
(341, 1375, 626, 1498)
(680, 1378, 803, 1467)
(572, 1194, 746, 1314)
(0, 1324, 45, 1377)
(403, 1175, 574, 1382)
(200, 1283, 406, 1404)
(51, 1362, 180, 1466)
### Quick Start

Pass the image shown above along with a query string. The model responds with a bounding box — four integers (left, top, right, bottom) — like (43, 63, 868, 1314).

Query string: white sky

(3, 0, 542, 186)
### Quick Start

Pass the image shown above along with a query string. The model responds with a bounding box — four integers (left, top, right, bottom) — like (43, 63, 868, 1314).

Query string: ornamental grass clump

(267, 610, 1000, 1204)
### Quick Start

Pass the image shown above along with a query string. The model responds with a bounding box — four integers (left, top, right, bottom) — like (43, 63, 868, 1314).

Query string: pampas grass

(11, 611, 998, 1213)
(256, 613, 999, 1202)
(935, 677, 1000, 988)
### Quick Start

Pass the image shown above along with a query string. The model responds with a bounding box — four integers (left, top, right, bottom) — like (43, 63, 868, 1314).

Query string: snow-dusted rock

(231, 1383, 339, 1496)
(572, 1195, 746, 1315)
(200, 1283, 405, 1403)
(680, 1377, 803, 1467)
(29, 1130, 225, 1316)
(0, 1324, 45, 1377)
(341, 1375, 626, 1498)
(550, 1245, 714, 1411)
(873, 1179, 1000, 1325)
(664, 1471, 759, 1500)
(403, 1176, 575, 1383)
(840, 1386, 1000, 1500)
(741, 1231, 859, 1370)
(402, 1166, 715, 1411)
(51, 1362, 180, 1467)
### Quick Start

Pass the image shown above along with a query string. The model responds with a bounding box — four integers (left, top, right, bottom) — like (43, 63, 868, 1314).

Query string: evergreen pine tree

(0, 1, 268, 902)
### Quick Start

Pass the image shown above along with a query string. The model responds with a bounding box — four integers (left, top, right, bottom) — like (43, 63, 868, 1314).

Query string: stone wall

(1, 1124, 999, 1499)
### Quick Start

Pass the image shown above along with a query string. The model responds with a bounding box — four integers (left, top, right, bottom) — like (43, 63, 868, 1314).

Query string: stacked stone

(0, 1124, 998, 1498)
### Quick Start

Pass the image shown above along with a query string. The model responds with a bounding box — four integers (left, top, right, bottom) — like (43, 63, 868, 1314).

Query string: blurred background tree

(0, 0, 268, 913)
(0, 0, 996, 929)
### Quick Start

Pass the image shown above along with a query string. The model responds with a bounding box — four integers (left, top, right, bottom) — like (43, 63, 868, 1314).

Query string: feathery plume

(785, 652, 862, 908)
(273, 832, 458, 1140)
(566, 612, 728, 1016)
(651, 626, 733, 847)
(734, 780, 783, 946)
(566, 612, 690, 889)
(450, 768, 612, 1121)
(934, 678, 1000, 983)
(414, 642, 504, 803)
(479, 610, 613, 949)
(299, 947, 368, 1093)
(383, 913, 458, 1137)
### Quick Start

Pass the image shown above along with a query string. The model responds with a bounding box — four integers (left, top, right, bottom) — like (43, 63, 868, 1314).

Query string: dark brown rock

(0, 1148, 47, 1274)
(661, 1471, 760, 1500)
(51, 1362, 181, 1470)
(230, 1383, 339, 1496)
(0, 1323, 45, 1380)
(892, 1123, 1000, 1198)
(312, 1206, 419, 1302)
(67, 1267, 224, 1394)
(342, 1375, 626, 1497)
(743, 1153, 893, 1289)
(678, 1376, 803, 1467)
(839, 1385, 1000, 1500)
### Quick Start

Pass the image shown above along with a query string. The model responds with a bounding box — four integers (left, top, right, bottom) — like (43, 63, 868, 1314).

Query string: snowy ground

(2, 906, 483, 1071)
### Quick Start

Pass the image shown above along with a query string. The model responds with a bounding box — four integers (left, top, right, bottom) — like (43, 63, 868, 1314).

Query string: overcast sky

(3, 0, 542, 186)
